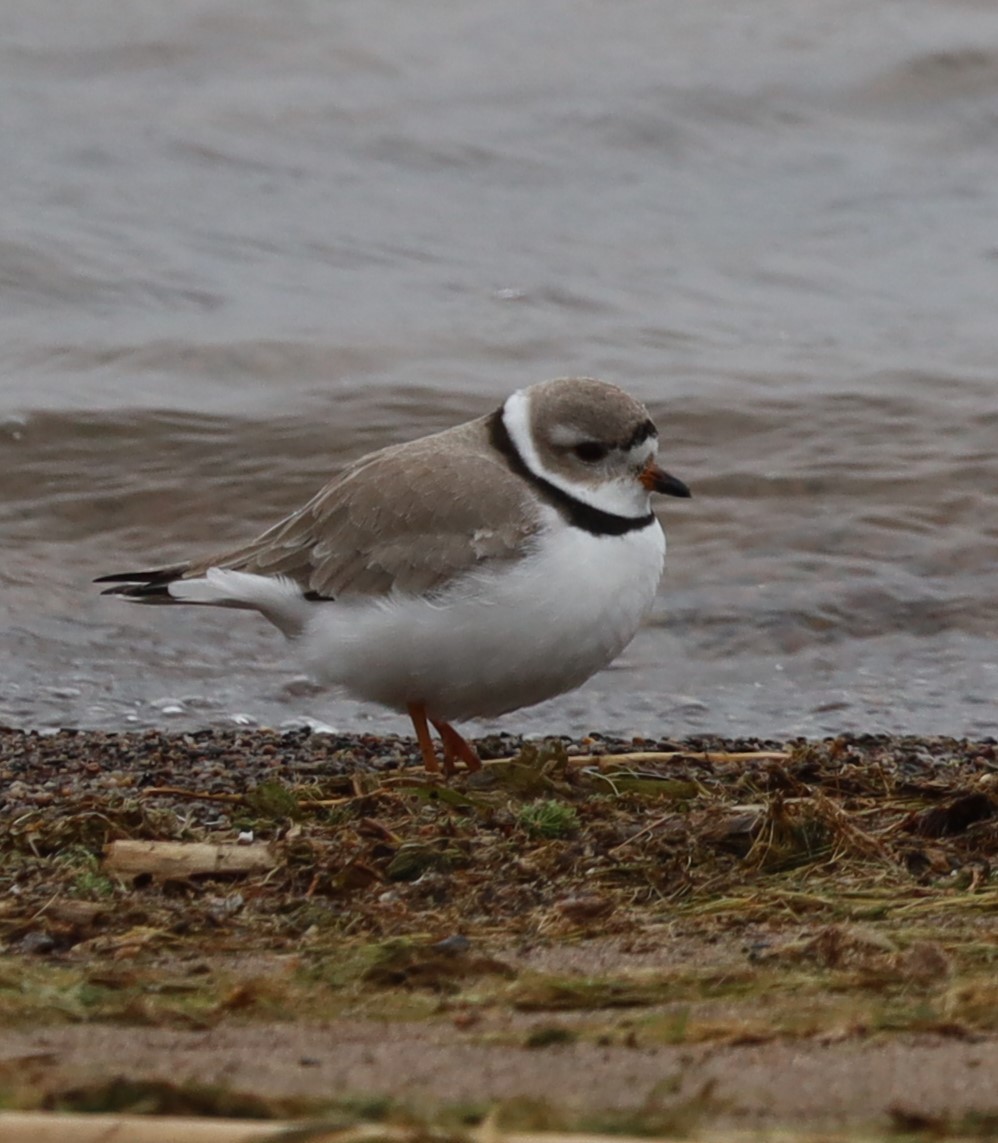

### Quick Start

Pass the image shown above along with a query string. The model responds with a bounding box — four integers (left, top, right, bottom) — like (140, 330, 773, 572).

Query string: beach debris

(103, 840, 277, 883)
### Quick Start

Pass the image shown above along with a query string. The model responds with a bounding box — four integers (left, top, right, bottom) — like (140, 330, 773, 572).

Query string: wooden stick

(104, 840, 277, 881)
(142, 786, 248, 804)
(0, 1115, 964, 1143)
(480, 750, 790, 769)
(0, 1112, 287, 1142)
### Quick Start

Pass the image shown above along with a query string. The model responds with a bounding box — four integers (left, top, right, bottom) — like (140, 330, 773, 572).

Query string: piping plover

(97, 377, 690, 773)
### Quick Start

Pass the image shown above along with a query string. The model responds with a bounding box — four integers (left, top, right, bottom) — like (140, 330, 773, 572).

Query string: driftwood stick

(0, 1115, 940, 1143)
(479, 750, 790, 769)
(0, 1111, 287, 1142)
(103, 840, 277, 881)
(142, 786, 248, 804)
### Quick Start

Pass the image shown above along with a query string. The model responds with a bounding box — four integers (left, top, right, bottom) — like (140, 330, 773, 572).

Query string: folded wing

(96, 417, 540, 618)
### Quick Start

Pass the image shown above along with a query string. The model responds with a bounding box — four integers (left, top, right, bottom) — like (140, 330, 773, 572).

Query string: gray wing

(183, 415, 540, 598)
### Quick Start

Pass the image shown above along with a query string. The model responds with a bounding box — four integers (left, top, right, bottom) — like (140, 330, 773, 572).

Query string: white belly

(299, 514, 667, 722)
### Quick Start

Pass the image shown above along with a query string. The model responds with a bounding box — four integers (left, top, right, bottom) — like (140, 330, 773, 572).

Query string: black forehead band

(619, 418, 657, 450)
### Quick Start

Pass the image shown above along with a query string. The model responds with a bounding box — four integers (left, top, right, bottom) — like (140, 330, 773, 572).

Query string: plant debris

(1, 728, 995, 962)
(0, 727, 996, 1132)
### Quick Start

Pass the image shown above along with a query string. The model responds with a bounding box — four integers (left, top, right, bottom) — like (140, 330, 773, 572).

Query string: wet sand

(1, 1022, 996, 1136)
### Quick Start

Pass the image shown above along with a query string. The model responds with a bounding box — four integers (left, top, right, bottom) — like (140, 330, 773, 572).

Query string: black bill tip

(641, 464, 691, 498)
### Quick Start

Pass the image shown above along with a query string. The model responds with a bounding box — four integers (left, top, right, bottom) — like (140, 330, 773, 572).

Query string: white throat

(501, 389, 655, 520)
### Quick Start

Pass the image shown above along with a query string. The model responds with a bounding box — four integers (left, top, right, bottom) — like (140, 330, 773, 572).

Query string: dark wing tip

(94, 566, 184, 585)
(99, 582, 172, 599)
(94, 565, 187, 600)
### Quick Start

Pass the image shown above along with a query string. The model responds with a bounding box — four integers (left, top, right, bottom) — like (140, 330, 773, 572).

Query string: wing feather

(183, 415, 540, 599)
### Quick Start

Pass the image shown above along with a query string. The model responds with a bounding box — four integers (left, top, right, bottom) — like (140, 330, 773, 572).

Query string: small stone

(432, 934, 471, 956)
(19, 930, 57, 955)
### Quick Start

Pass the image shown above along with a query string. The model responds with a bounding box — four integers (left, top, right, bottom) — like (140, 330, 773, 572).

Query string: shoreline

(0, 728, 995, 1135)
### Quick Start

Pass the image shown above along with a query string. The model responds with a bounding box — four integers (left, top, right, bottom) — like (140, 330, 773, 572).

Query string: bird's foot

(405, 702, 481, 775)
(407, 701, 442, 772)
(431, 718, 483, 774)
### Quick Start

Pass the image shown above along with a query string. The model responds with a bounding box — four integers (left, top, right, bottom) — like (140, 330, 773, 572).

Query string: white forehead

(629, 435, 658, 465)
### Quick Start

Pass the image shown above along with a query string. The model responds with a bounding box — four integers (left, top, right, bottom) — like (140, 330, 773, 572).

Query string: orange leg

(407, 702, 441, 773)
(431, 719, 482, 774)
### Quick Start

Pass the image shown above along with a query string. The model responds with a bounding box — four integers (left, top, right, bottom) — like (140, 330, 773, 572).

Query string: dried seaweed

(0, 728, 995, 1050)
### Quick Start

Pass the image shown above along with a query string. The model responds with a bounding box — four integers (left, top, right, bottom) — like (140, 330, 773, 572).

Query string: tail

(94, 565, 188, 602)
(95, 565, 310, 637)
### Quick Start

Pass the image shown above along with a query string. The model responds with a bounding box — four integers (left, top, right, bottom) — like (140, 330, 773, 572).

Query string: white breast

(300, 509, 667, 722)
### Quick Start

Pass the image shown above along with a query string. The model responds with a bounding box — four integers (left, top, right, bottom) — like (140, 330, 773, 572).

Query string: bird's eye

(573, 441, 609, 463)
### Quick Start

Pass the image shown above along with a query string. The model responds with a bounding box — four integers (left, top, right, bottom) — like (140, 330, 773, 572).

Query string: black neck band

(488, 409, 655, 537)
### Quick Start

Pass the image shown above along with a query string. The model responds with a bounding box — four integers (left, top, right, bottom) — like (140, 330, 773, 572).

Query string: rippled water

(2, 0, 997, 738)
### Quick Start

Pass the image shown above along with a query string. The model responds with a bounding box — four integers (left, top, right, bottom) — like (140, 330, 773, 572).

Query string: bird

(96, 377, 691, 774)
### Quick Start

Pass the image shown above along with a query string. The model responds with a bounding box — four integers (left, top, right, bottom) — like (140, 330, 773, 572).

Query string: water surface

(2, 0, 997, 738)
